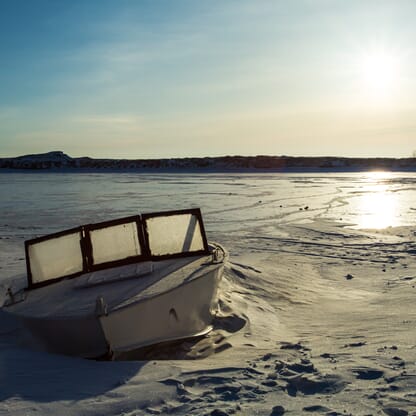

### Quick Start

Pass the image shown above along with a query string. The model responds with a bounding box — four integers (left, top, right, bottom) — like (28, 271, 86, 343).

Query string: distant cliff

(1, 151, 416, 171)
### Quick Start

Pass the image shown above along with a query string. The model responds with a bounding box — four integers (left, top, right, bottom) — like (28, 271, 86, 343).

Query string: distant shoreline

(2, 167, 416, 174)
(1, 151, 416, 172)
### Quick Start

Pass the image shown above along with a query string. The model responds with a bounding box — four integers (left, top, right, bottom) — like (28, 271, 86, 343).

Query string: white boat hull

(8, 261, 224, 359)
(101, 264, 223, 356)
(3, 207, 227, 359)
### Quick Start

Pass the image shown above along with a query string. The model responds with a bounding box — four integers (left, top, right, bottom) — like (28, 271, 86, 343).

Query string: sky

(1, 0, 416, 159)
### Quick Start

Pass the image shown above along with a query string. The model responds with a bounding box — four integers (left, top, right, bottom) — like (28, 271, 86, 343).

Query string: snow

(0, 171, 416, 415)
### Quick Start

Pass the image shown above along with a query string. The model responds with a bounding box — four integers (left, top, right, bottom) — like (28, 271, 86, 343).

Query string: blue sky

(1, 0, 415, 158)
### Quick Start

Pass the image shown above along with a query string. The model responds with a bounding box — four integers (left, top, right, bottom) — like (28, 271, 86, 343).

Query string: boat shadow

(0, 346, 148, 402)
(0, 310, 146, 402)
(0, 300, 247, 402)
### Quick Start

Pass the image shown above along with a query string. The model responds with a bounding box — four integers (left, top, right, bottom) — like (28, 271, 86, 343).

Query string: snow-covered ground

(1, 172, 415, 415)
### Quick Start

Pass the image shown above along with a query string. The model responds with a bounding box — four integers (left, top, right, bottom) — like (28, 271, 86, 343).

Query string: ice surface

(0, 172, 415, 243)
(0, 171, 416, 415)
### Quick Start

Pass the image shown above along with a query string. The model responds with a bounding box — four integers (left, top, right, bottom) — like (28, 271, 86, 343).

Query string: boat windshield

(25, 208, 209, 288)
(27, 228, 84, 286)
(143, 212, 206, 257)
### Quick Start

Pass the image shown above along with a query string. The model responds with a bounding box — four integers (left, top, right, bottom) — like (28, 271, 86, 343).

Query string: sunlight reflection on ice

(354, 171, 399, 229)
(355, 189, 398, 228)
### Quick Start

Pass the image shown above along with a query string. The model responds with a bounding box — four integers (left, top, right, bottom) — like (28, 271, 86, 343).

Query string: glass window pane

(90, 222, 141, 265)
(145, 213, 205, 256)
(29, 232, 84, 284)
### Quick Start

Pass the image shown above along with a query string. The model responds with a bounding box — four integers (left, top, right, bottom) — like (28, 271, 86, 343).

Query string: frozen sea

(1, 171, 416, 416)
(1, 170, 415, 239)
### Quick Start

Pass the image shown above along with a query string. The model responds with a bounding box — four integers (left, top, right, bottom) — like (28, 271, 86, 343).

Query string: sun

(361, 51, 398, 90)
(358, 48, 401, 97)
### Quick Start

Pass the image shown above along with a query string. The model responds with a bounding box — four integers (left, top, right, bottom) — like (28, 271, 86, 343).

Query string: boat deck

(6, 254, 220, 319)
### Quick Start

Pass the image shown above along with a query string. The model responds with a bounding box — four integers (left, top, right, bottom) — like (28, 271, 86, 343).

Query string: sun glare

(353, 172, 398, 229)
(356, 48, 401, 101)
(361, 52, 398, 90)
(356, 191, 397, 229)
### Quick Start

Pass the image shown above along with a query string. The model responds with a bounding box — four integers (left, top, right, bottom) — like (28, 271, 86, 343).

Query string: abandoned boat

(3, 208, 226, 359)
